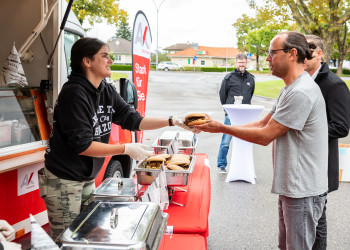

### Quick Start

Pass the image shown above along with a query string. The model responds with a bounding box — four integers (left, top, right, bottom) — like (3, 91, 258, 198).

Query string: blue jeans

(217, 115, 232, 168)
(278, 193, 327, 250)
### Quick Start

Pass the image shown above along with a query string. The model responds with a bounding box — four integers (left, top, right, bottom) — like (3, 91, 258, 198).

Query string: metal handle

(110, 208, 119, 229)
(118, 179, 123, 190)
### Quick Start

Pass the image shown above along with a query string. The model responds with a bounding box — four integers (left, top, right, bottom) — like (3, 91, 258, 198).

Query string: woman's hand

(123, 143, 153, 161)
(0, 220, 15, 241)
(173, 115, 201, 134)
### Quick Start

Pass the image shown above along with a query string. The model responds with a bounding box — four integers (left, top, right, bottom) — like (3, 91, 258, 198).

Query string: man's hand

(0, 220, 15, 241)
(123, 143, 153, 161)
(193, 114, 225, 133)
(173, 115, 201, 134)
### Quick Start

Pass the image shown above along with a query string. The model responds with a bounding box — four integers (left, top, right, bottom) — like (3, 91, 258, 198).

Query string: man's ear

(289, 48, 298, 61)
(317, 49, 323, 60)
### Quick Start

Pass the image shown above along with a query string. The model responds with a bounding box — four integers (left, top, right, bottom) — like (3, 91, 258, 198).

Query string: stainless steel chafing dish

(152, 138, 176, 155)
(177, 131, 198, 155)
(59, 201, 168, 250)
(135, 155, 196, 186)
(92, 178, 140, 202)
(158, 131, 178, 146)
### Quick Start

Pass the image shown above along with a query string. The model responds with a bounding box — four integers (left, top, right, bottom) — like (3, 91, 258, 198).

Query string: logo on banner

(135, 23, 150, 49)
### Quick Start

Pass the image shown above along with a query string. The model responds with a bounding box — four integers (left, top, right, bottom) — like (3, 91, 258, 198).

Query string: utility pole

(152, 0, 167, 70)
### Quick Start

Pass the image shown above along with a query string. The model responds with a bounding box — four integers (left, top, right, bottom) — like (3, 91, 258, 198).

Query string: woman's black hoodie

(45, 72, 143, 181)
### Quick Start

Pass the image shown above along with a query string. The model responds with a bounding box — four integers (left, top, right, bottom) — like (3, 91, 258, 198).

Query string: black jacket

(219, 69, 255, 105)
(45, 72, 143, 181)
(315, 63, 350, 192)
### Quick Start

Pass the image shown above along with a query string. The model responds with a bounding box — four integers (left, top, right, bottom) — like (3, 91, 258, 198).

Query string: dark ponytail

(280, 31, 313, 63)
(70, 37, 106, 74)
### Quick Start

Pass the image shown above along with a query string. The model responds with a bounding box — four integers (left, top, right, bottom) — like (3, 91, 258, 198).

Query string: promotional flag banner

(132, 11, 152, 143)
(0, 42, 28, 87)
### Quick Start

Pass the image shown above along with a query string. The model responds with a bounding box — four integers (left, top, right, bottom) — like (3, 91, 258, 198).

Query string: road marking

(197, 76, 207, 81)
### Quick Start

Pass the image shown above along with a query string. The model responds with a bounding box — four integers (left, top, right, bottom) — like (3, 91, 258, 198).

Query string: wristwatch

(168, 116, 174, 126)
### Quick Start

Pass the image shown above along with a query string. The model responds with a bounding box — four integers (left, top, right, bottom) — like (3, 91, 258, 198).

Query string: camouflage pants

(38, 167, 95, 241)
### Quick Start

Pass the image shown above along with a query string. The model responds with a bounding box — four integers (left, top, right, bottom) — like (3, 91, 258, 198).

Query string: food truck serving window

(0, 88, 47, 154)
(64, 31, 81, 76)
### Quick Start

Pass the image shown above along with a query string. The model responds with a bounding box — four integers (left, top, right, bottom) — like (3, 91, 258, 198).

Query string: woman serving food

(39, 37, 193, 240)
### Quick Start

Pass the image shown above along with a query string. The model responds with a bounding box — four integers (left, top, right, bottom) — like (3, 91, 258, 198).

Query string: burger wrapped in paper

(184, 113, 208, 126)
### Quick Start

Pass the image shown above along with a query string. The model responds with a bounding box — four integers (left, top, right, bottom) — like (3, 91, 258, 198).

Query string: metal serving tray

(177, 138, 198, 155)
(135, 156, 196, 186)
(59, 201, 168, 250)
(158, 131, 178, 146)
(152, 137, 177, 154)
(92, 178, 139, 202)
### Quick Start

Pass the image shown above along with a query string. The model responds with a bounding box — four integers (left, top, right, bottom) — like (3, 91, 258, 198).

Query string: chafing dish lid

(61, 201, 162, 244)
(93, 178, 138, 197)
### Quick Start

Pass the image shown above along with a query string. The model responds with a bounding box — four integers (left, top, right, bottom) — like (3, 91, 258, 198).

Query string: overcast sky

(86, 0, 255, 51)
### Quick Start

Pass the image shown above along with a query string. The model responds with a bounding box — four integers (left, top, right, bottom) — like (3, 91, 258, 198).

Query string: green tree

(335, 22, 350, 74)
(151, 52, 170, 63)
(233, 9, 294, 70)
(249, 0, 350, 63)
(245, 27, 279, 70)
(70, 0, 127, 26)
(115, 15, 132, 41)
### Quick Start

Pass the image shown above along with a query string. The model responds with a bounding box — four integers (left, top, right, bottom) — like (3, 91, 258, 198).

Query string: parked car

(157, 61, 183, 71)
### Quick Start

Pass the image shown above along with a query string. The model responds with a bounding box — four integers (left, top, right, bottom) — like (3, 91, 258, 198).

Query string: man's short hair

(279, 31, 313, 63)
(305, 35, 324, 51)
(236, 53, 247, 61)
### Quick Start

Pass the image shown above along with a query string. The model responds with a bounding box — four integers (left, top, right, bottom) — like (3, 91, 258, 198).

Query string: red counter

(164, 154, 211, 238)
(159, 234, 206, 250)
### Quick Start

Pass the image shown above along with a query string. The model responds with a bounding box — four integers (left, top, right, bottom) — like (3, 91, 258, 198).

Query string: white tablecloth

(223, 104, 264, 184)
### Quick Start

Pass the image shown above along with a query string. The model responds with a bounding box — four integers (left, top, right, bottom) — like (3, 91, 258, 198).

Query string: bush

(200, 67, 235, 72)
(183, 66, 202, 72)
(110, 65, 132, 71)
(330, 68, 350, 75)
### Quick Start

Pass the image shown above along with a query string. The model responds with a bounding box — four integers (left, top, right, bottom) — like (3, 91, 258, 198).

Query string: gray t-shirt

(270, 72, 328, 198)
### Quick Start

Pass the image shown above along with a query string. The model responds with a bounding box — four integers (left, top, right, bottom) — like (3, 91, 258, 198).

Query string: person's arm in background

(326, 80, 350, 139)
(219, 77, 228, 105)
(251, 75, 255, 99)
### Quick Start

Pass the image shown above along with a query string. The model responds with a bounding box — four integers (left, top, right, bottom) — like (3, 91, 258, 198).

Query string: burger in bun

(146, 155, 165, 169)
(184, 113, 208, 126)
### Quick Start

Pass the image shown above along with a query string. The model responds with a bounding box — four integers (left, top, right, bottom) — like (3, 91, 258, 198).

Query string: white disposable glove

(0, 241, 22, 250)
(123, 143, 153, 161)
(0, 220, 15, 241)
(173, 115, 201, 134)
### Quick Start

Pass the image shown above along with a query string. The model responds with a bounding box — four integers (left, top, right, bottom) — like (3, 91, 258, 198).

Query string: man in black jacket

(305, 35, 350, 250)
(217, 53, 255, 173)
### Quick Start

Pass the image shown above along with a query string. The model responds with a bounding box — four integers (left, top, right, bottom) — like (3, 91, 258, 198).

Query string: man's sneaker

(218, 167, 226, 174)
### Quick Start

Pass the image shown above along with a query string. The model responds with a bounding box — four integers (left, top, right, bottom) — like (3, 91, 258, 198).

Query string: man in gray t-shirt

(195, 31, 328, 249)
(271, 71, 328, 198)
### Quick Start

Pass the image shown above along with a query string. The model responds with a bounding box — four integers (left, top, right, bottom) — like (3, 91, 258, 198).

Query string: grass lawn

(110, 72, 128, 81)
(256, 80, 350, 99)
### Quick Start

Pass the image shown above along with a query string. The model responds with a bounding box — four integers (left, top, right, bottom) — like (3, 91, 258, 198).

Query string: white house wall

(171, 57, 230, 67)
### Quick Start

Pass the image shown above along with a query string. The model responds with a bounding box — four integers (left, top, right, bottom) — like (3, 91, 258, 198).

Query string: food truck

(0, 2, 211, 249)
(0, 0, 139, 239)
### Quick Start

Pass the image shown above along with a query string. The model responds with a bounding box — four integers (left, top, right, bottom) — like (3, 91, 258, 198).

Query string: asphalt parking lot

(138, 71, 350, 249)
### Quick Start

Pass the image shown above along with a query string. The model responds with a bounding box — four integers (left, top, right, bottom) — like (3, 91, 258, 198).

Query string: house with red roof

(168, 46, 244, 67)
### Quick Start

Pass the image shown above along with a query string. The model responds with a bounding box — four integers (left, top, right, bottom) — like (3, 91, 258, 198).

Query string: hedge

(110, 65, 132, 71)
(330, 68, 350, 75)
